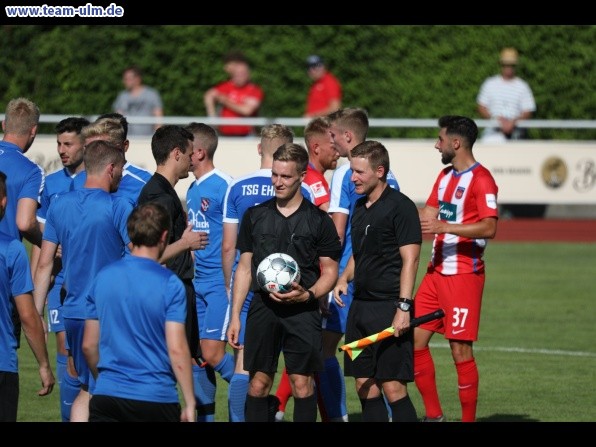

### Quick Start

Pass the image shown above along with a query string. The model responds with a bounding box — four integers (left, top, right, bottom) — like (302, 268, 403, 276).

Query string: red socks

(456, 357, 478, 422)
(414, 346, 443, 419)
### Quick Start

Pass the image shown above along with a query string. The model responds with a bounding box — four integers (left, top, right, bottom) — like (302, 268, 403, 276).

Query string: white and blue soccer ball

(256, 252, 301, 293)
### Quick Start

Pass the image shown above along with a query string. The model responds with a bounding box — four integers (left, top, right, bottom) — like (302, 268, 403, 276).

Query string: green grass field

(16, 241, 596, 422)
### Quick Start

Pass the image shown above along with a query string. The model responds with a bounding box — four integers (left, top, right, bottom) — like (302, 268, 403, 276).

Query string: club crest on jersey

(455, 186, 466, 199)
(201, 198, 210, 212)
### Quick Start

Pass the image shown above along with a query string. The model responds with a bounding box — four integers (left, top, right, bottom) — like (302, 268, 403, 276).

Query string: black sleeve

(236, 207, 254, 254)
(316, 211, 342, 261)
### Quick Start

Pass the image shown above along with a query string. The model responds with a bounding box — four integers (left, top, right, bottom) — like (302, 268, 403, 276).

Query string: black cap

(306, 55, 324, 68)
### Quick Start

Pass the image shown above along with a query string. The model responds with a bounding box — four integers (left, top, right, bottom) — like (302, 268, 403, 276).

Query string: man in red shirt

(304, 55, 342, 119)
(204, 51, 264, 137)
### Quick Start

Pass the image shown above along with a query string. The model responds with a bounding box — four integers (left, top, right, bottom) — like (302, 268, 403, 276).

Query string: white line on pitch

(429, 343, 596, 358)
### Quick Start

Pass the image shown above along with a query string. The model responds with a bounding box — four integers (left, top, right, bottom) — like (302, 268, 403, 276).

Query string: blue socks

(57, 353, 80, 422)
(213, 353, 234, 383)
(193, 364, 216, 422)
(228, 373, 249, 422)
(318, 356, 348, 420)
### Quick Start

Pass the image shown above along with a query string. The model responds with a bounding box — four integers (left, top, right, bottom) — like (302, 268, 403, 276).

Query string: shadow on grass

(347, 412, 540, 422)
(478, 413, 540, 422)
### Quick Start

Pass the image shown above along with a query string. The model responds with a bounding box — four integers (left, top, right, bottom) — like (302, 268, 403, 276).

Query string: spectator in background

(113, 65, 163, 137)
(476, 47, 535, 143)
(477, 48, 544, 218)
(304, 55, 342, 119)
(203, 51, 264, 137)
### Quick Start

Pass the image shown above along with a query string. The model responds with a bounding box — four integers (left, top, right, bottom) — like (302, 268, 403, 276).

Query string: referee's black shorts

(344, 299, 414, 382)
(244, 293, 324, 375)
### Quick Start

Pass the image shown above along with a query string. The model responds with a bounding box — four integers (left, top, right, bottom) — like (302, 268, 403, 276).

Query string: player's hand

(269, 282, 307, 305)
(333, 278, 348, 307)
(182, 224, 209, 250)
(180, 405, 196, 422)
(392, 310, 412, 337)
(226, 318, 242, 350)
(38, 365, 55, 396)
(420, 217, 444, 235)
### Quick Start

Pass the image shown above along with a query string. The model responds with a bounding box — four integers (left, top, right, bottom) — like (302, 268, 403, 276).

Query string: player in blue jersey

(83, 202, 195, 422)
(33, 140, 133, 422)
(0, 97, 44, 247)
(79, 115, 153, 206)
(0, 97, 45, 377)
(185, 123, 234, 422)
(31, 117, 89, 422)
(222, 124, 317, 421)
(0, 171, 54, 422)
(325, 108, 401, 421)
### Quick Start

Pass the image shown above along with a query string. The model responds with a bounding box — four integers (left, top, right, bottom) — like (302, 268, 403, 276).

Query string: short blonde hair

(3, 97, 40, 135)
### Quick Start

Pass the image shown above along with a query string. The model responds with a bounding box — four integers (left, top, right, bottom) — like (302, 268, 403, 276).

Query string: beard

(441, 151, 454, 165)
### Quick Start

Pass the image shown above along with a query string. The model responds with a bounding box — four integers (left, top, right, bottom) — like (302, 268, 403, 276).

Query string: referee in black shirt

(333, 140, 422, 422)
(227, 143, 341, 422)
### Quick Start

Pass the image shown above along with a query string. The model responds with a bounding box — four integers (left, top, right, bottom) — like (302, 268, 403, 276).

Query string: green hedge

(1, 25, 594, 138)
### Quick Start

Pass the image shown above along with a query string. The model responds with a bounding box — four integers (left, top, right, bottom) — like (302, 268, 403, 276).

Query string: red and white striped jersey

(426, 163, 498, 275)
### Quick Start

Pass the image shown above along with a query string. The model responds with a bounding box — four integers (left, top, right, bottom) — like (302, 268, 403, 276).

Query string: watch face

(398, 302, 411, 312)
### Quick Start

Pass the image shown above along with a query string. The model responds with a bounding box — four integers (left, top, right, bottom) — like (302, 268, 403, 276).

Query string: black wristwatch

(306, 289, 316, 303)
(396, 298, 413, 312)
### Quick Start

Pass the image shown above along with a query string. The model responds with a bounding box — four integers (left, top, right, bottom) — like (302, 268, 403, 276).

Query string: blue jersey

(187, 168, 232, 280)
(37, 167, 83, 223)
(86, 256, 186, 403)
(0, 141, 44, 240)
(223, 168, 314, 227)
(43, 188, 132, 319)
(73, 162, 152, 207)
(37, 167, 84, 287)
(0, 233, 34, 373)
(328, 163, 400, 273)
(114, 162, 153, 206)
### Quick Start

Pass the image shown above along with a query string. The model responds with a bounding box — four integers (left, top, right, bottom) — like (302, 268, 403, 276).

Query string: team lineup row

(0, 98, 498, 422)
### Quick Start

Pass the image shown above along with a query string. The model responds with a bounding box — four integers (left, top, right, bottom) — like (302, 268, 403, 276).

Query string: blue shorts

(64, 317, 95, 392)
(194, 277, 230, 342)
(47, 279, 65, 333)
(322, 281, 354, 334)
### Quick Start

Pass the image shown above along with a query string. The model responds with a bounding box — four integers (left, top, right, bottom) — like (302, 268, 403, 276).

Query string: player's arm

(221, 222, 238, 295)
(159, 223, 206, 264)
(310, 256, 339, 300)
(421, 216, 497, 240)
(165, 321, 196, 422)
(226, 251, 252, 349)
(393, 242, 422, 333)
(17, 197, 43, 248)
(33, 240, 58, 318)
(14, 291, 55, 396)
(82, 319, 100, 379)
(333, 254, 354, 307)
(318, 201, 330, 212)
(331, 212, 348, 246)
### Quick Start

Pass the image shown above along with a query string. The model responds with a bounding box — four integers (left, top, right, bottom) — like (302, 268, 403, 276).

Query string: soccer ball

(256, 253, 301, 293)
